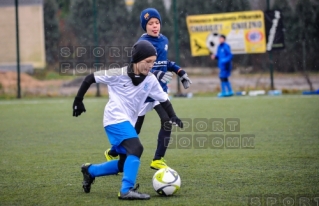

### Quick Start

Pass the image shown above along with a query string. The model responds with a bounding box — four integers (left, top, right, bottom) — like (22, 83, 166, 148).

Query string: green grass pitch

(0, 95, 318, 205)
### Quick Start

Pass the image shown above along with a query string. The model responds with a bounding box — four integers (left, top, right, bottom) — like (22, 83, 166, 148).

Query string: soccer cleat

(104, 148, 119, 161)
(81, 163, 95, 193)
(118, 184, 150, 200)
(217, 92, 227, 97)
(225, 91, 234, 97)
(150, 157, 168, 170)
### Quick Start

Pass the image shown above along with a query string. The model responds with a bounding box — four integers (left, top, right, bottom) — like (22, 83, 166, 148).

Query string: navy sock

(108, 145, 118, 156)
(121, 155, 140, 193)
(88, 160, 119, 178)
(108, 150, 118, 157)
(154, 128, 171, 160)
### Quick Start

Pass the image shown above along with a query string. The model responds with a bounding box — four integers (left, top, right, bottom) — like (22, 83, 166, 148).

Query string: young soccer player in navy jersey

(105, 8, 192, 170)
(211, 34, 233, 97)
(73, 40, 183, 200)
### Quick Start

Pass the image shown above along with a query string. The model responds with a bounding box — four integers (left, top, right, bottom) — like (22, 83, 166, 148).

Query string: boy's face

(219, 36, 225, 44)
(136, 56, 156, 75)
(146, 18, 161, 37)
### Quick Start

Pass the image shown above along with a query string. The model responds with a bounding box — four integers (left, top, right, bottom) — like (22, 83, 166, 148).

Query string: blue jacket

(138, 33, 181, 102)
(216, 42, 233, 78)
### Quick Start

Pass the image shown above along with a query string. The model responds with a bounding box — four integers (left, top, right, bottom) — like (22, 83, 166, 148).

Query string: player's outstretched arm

(72, 73, 96, 117)
(160, 100, 183, 128)
(149, 76, 183, 128)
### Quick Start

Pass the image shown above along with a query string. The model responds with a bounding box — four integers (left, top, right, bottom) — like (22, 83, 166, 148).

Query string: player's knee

(121, 138, 144, 158)
(163, 136, 171, 147)
(131, 143, 143, 158)
(162, 123, 172, 132)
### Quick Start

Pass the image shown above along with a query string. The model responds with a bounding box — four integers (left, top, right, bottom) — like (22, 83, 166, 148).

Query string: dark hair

(220, 34, 226, 40)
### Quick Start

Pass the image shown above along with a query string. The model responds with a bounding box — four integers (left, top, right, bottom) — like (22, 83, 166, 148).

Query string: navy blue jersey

(138, 34, 180, 102)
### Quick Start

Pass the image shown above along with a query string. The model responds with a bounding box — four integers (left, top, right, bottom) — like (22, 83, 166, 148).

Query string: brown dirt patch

(0, 71, 64, 96)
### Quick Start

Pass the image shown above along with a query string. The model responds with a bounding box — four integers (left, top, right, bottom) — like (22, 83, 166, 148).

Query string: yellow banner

(186, 10, 266, 56)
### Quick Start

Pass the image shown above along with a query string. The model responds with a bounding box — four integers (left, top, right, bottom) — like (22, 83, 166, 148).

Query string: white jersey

(94, 67, 167, 127)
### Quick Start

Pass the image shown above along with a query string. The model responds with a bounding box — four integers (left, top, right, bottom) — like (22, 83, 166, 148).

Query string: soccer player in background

(211, 34, 233, 97)
(72, 40, 183, 200)
(105, 8, 192, 170)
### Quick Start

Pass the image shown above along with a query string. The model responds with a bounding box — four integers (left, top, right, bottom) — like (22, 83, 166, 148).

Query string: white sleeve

(94, 68, 124, 85)
(148, 75, 168, 102)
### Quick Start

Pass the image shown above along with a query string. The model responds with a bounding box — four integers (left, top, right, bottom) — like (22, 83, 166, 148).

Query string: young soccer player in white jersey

(72, 40, 183, 200)
(105, 8, 192, 170)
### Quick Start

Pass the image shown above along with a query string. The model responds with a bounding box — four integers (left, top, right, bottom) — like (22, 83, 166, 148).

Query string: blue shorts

(104, 121, 138, 154)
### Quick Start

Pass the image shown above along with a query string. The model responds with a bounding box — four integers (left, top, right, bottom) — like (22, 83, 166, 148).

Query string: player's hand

(153, 71, 173, 83)
(169, 116, 183, 128)
(180, 73, 192, 89)
(73, 97, 86, 117)
(211, 54, 215, 60)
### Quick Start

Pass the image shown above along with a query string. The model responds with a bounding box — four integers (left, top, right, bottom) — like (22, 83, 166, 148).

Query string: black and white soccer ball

(152, 167, 181, 196)
(206, 33, 220, 55)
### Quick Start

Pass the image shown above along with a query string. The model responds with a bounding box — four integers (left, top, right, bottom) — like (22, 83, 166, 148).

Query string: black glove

(169, 116, 183, 128)
(73, 97, 86, 117)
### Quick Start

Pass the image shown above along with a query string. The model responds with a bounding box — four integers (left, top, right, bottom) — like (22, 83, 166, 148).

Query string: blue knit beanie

(140, 8, 161, 31)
